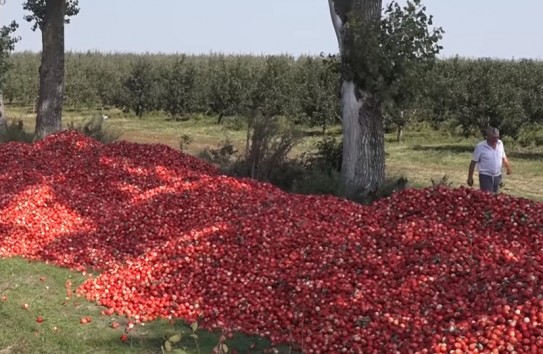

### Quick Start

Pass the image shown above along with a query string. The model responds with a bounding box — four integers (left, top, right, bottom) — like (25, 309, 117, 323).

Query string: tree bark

(0, 93, 6, 130)
(396, 110, 404, 143)
(34, 0, 66, 140)
(329, 0, 385, 197)
(396, 124, 403, 143)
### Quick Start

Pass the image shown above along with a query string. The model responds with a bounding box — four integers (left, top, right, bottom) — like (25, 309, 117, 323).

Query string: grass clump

(66, 116, 122, 144)
(0, 120, 34, 143)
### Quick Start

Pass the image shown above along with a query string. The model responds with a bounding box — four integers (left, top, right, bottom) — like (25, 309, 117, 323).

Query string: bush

(66, 116, 121, 144)
(431, 174, 453, 188)
(516, 123, 543, 147)
(292, 168, 345, 196)
(231, 113, 302, 182)
(355, 177, 409, 205)
(197, 138, 238, 166)
(193, 118, 408, 204)
(301, 136, 342, 172)
(223, 116, 246, 131)
(179, 134, 192, 152)
(260, 160, 306, 192)
(0, 120, 34, 143)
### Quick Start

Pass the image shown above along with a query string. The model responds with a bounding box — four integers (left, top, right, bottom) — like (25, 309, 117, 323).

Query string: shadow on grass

(411, 144, 474, 154)
(301, 130, 342, 138)
(84, 323, 298, 354)
(506, 150, 543, 161)
(411, 144, 543, 161)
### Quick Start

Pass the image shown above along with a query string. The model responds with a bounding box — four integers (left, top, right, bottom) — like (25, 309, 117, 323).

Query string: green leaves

(207, 55, 253, 120)
(190, 321, 198, 332)
(160, 55, 197, 119)
(171, 350, 190, 354)
(162, 330, 188, 352)
(22, 0, 80, 32)
(423, 58, 543, 138)
(168, 334, 183, 343)
(251, 55, 297, 119)
(343, 0, 443, 104)
(122, 58, 160, 117)
(295, 55, 340, 133)
(0, 21, 19, 92)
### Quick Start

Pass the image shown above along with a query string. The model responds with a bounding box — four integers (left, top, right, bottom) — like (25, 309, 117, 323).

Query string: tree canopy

(22, 0, 79, 31)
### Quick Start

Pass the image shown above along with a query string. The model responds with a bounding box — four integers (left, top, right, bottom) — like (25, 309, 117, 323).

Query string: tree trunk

(396, 110, 405, 143)
(396, 124, 403, 143)
(34, 0, 66, 140)
(341, 82, 385, 196)
(0, 93, 6, 130)
(329, 0, 384, 197)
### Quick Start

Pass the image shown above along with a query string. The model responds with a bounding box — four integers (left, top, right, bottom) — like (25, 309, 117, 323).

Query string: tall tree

(296, 55, 340, 135)
(328, 0, 442, 197)
(207, 55, 252, 124)
(122, 58, 159, 117)
(23, 0, 79, 139)
(0, 20, 19, 130)
(161, 55, 196, 120)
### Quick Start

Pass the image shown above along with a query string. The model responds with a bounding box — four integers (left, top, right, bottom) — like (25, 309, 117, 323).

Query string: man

(467, 127, 512, 193)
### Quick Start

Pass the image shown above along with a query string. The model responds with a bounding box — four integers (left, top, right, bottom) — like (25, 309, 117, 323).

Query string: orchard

(1, 132, 543, 353)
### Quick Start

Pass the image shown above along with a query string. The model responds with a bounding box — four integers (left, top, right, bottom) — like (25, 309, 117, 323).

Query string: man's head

(486, 127, 500, 146)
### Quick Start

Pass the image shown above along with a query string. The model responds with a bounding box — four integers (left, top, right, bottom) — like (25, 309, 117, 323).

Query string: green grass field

(0, 258, 292, 354)
(1, 106, 543, 353)
(6, 105, 543, 201)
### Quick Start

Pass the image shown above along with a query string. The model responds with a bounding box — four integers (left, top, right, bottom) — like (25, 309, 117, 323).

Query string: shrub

(355, 176, 409, 205)
(223, 116, 246, 131)
(301, 136, 342, 173)
(516, 123, 543, 147)
(231, 112, 302, 182)
(292, 168, 345, 196)
(179, 134, 192, 152)
(0, 120, 34, 143)
(431, 174, 453, 188)
(197, 138, 238, 166)
(66, 116, 121, 144)
(258, 160, 306, 192)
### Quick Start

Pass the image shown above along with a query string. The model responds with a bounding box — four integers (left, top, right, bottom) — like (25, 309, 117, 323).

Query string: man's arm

(467, 160, 476, 186)
(503, 156, 512, 174)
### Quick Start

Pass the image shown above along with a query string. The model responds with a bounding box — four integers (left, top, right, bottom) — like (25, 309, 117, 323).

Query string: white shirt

(472, 140, 506, 177)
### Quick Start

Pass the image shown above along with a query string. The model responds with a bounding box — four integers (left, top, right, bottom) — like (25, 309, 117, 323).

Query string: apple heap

(1, 131, 542, 353)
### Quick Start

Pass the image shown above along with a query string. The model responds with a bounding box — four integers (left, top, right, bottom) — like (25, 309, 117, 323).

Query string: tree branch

(328, 0, 344, 52)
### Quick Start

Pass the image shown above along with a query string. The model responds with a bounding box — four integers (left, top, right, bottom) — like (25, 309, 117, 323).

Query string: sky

(0, 0, 542, 60)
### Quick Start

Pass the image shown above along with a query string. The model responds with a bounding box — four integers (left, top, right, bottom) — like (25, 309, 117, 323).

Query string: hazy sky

(1, 0, 542, 59)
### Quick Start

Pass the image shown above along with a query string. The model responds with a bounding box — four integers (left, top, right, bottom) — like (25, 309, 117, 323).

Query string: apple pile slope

(1, 131, 543, 353)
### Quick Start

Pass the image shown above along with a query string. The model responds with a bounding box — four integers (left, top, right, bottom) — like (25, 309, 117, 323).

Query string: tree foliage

(251, 55, 296, 118)
(0, 21, 19, 92)
(296, 55, 340, 133)
(328, 0, 443, 196)
(424, 58, 543, 138)
(160, 55, 196, 119)
(65, 53, 99, 109)
(344, 0, 444, 103)
(22, 0, 80, 31)
(207, 55, 253, 122)
(3, 51, 543, 144)
(122, 58, 159, 117)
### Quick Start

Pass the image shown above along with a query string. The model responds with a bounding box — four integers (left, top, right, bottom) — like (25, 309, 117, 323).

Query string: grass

(5, 106, 336, 154)
(5, 105, 543, 202)
(5, 105, 543, 199)
(384, 127, 543, 201)
(0, 257, 295, 354)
